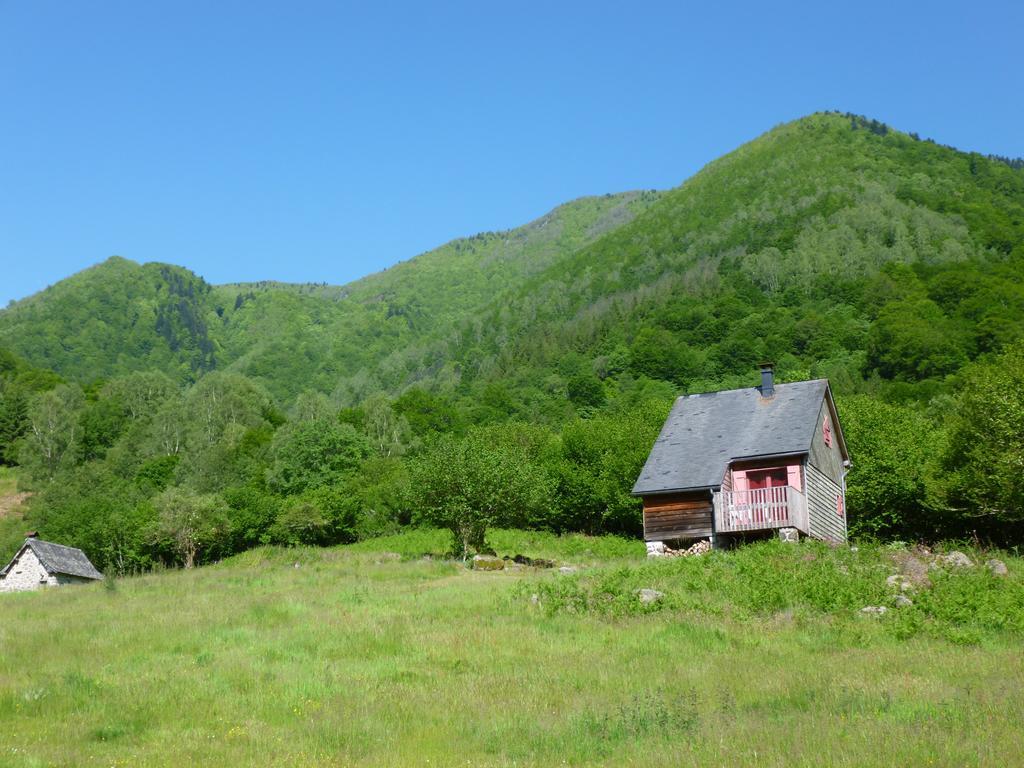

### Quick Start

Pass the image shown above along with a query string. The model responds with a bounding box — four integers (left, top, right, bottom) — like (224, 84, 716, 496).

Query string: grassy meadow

(0, 530, 1022, 767)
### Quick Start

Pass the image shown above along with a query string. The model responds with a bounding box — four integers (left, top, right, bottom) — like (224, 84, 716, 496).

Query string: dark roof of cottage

(0, 539, 103, 580)
(632, 379, 835, 495)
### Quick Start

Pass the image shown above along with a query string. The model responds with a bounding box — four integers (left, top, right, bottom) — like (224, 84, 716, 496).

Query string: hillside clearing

(0, 531, 1021, 767)
(0, 468, 31, 562)
(0, 491, 31, 519)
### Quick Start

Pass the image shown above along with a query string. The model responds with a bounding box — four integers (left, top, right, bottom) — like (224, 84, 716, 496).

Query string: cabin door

(746, 468, 788, 489)
(746, 468, 789, 523)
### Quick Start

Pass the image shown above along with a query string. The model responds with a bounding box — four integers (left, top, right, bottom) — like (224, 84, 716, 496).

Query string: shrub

(410, 425, 554, 558)
(268, 487, 358, 547)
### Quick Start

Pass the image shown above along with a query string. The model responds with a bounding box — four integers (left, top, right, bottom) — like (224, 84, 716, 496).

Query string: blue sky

(2, 0, 1021, 305)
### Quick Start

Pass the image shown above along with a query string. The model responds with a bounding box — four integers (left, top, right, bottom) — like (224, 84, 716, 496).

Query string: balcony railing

(713, 485, 808, 534)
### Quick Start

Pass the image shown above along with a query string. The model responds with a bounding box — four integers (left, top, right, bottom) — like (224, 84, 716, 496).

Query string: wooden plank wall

(809, 399, 845, 484)
(806, 462, 847, 543)
(720, 466, 733, 494)
(642, 493, 713, 541)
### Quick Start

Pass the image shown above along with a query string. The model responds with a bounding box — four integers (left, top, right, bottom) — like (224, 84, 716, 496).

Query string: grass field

(0, 529, 1021, 767)
(0, 466, 17, 497)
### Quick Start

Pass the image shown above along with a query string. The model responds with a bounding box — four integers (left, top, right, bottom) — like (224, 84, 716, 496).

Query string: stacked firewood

(663, 539, 711, 558)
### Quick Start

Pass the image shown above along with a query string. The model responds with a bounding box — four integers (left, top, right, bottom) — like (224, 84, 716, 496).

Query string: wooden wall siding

(642, 494, 713, 541)
(808, 398, 845, 484)
(806, 462, 847, 543)
(721, 466, 733, 494)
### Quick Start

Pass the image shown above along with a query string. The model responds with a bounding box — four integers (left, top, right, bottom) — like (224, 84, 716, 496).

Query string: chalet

(0, 537, 103, 593)
(633, 365, 850, 551)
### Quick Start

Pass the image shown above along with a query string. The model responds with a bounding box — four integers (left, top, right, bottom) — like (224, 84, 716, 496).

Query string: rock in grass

(938, 551, 973, 569)
(557, 566, 578, 575)
(860, 605, 887, 616)
(890, 551, 932, 589)
(893, 594, 914, 608)
(636, 588, 665, 605)
(512, 554, 556, 568)
(886, 574, 913, 592)
(471, 555, 505, 571)
(986, 559, 1009, 577)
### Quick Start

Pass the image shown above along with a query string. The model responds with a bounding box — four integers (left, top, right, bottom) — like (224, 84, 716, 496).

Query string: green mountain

(439, 113, 1024, 414)
(0, 192, 659, 400)
(0, 257, 217, 382)
(2, 111, 1022, 409)
(209, 190, 660, 401)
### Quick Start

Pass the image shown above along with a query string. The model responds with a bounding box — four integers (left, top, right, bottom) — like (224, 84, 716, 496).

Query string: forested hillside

(0, 192, 659, 401)
(432, 112, 1024, 405)
(1, 111, 1022, 571)
(0, 258, 217, 381)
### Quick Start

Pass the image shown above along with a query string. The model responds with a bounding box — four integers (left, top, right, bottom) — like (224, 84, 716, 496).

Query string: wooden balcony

(713, 486, 808, 535)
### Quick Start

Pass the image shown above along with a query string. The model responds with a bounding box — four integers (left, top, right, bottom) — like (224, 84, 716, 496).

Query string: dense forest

(1, 112, 1023, 569)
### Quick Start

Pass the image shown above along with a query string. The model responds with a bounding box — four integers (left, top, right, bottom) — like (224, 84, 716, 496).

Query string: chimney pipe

(759, 363, 775, 398)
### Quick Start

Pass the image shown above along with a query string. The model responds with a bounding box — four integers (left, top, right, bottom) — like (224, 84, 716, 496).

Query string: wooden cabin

(632, 365, 850, 550)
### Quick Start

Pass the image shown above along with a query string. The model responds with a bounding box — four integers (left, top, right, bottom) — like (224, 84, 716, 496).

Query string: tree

(147, 398, 188, 456)
(555, 402, 666, 535)
(0, 382, 29, 465)
(101, 371, 176, 421)
(268, 487, 358, 547)
(344, 455, 410, 537)
(151, 487, 229, 568)
(290, 390, 334, 423)
(18, 384, 84, 481)
(267, 418, 370, 496)
(78, 394, 130, 461)
(630, 327, 703, 384)
(393, 388, 461, 437)
(838, 395, 943, 538)
(866, 299, 967, 381)
(566, 371, 606, 409)
(361, 394, 412, 457)
(943, 343, 1024, 525)
(184, 372, 271, 449)
(33, 462, 154, 574)
(410, 425, 554, 558)
(222, 484, 279, 550)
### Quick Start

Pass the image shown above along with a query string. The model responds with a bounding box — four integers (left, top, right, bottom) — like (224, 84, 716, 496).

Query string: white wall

(0, 547, 54, 593)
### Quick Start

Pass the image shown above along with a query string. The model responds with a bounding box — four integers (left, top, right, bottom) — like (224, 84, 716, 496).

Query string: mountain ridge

(1, 112, 1022, 406)
(0, 191, 660, 393)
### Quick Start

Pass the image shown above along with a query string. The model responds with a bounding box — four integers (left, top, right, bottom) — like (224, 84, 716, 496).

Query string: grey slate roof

(0, 539, 103, 580)
(632, 379, 830, 495)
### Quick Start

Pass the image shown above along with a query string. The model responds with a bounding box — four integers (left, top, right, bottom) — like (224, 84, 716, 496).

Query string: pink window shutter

(787, 464, 802, 492)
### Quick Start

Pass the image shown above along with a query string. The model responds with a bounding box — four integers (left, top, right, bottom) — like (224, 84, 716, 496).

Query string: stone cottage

(0, 537, 103, 593)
